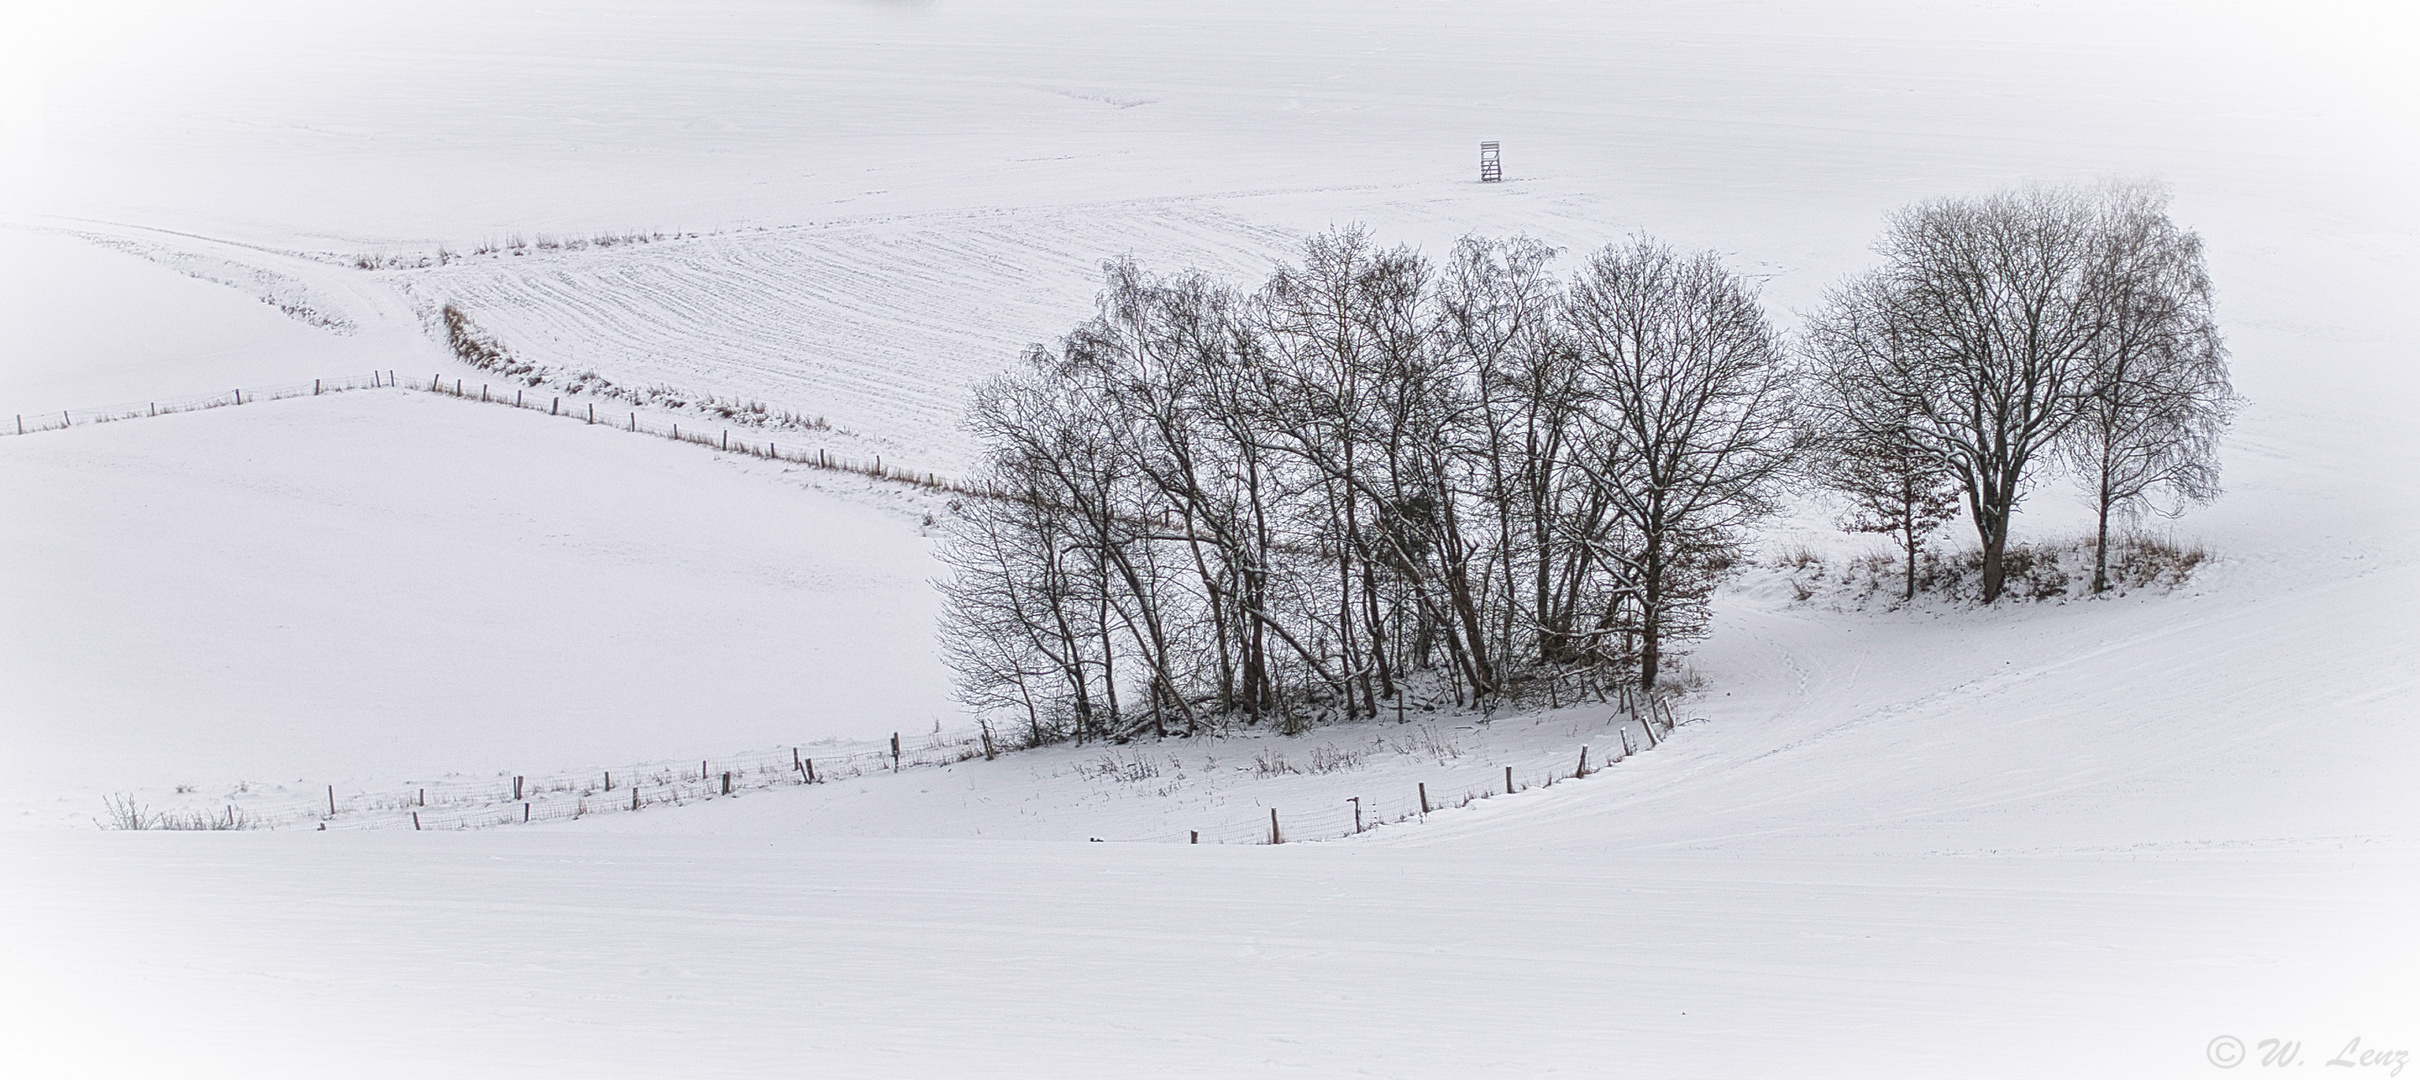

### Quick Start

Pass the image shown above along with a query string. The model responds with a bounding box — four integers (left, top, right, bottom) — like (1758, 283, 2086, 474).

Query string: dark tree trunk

(1639, 543, 1663, 691)
(1978, 504, 2011, 604)
(1903, 515, 1919, 602)
(2092, 475, 2114, 594)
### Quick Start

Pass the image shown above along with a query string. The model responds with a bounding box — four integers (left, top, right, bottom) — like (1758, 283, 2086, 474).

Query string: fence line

(4, 370, 975, 495)
(7, 372, 396, 434)
(128, 727, 996, 833)
(407, 372, 975, 494)
(1124, 698, 1686, 846)
(117, 701, 1687, 839)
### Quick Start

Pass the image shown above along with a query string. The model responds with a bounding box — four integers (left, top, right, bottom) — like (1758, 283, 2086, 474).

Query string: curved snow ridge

(74, 234, 360, 333)
(26, 221, 428, 345)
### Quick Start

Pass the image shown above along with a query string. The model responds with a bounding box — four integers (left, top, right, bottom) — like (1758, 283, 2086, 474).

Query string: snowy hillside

(3, 1, 2415, 1077)
(0, 388, 966, 828)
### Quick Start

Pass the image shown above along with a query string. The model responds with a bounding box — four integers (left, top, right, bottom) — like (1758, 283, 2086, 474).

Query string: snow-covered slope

(0, 224, 437, 410)
(0, 388, 963, 828)
(4, 314, 2409, 1079)
(1, 1, 2413, 1076)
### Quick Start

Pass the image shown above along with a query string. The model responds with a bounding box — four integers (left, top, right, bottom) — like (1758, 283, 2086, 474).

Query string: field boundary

(106, 701, 1686, 842)
(4, 370, 975, 494)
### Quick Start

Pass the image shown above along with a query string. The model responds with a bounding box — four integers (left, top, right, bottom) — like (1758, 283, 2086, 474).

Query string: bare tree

(941, 367, 1111, 744)
(1565, 238, 1801, 690)
(1804, 355, 1963, 602)
(1249, 226, 1462, 717)
(2064, 184, 2237, 593)
(936, 487, 1077, 748)
(1438, 235, 1609, 678)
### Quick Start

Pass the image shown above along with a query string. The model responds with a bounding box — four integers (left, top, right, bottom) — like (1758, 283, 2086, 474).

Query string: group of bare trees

(942, 182, 2236, 744)
(1803, 183, 2237, 601)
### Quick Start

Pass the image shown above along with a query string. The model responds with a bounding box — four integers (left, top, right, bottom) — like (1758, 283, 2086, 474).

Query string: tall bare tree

(943, 365, 1113, 743)
(1565, 238, 1801, 690)
(2063, 184, 2237, 593)
(1439, 235, 1605, 675)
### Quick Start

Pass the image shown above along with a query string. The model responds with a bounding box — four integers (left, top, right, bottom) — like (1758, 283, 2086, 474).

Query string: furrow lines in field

(395, 201, 1309, 468)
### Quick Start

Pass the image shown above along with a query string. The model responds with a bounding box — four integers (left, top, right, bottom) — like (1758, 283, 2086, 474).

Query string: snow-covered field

(0, 389, 967, 830)
(3, 1, 2415, 1076)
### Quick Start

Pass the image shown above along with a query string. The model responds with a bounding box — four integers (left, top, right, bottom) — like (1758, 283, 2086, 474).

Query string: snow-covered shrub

(97, 793, 254, 831)
(1774, 531, 2210, 608)
(1077, 749, 1166, 784)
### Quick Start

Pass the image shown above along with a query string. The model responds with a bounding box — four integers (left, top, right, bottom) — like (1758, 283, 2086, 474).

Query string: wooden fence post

(721, 771, 732, 796)
(891, 733, 901, 770)
(631, 785, 640, 811)
(1577, 746, 1589, 778)
(1190, 830, 1199, 844)
(805, 758, 816, 784)
(605, 771, 613, 792)
(1350, 797, 1362, 834)
(327, 785, 336, 815)
(513, 776, 523, 800)
(412, 811, 421, 830)
(1419, 782, 1429, 814)
(1506, 766, 1514, 794)
(1269, 808, 1282, 845)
